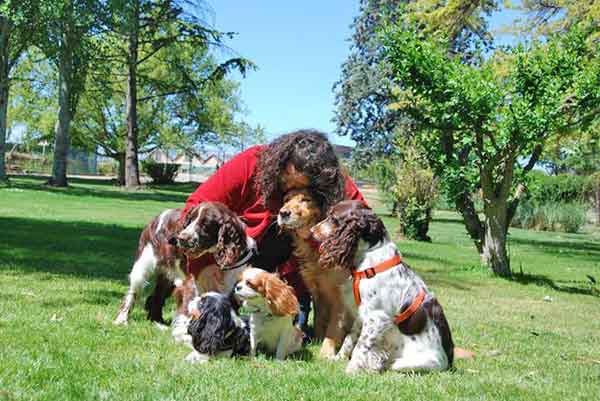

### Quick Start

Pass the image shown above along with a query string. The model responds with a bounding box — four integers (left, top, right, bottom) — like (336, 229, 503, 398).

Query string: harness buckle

(364, 268, 376, 279)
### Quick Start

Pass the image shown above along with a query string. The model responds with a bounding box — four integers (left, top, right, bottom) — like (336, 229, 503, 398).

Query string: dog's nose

(279, 210, 291, 219)
(177, 232, 192, 247)
(168, 237, 178, 246)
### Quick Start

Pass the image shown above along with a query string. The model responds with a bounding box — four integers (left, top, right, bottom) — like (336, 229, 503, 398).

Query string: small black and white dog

(184, 292, 250, 363)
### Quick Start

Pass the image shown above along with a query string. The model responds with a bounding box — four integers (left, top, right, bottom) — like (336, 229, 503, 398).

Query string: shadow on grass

(7, 175, 194, 204)
(0, 216, 139, 284)
(510, 272, 599, 298)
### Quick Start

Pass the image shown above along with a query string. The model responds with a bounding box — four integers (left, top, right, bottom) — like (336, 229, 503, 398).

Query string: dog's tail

(454, 347, 475, 359)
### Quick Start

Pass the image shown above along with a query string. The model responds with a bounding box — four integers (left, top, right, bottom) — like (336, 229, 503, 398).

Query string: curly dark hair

(255, 129, 345, 212)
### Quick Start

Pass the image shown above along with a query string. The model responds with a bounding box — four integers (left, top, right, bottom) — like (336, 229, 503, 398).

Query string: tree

(0, 0, 37, 183)
(36, 0, 100, 187)
(105, 0, 252, 188)
(334, 0, 497, 164)
(71, 47, 245, 184)
(383, 26, 600, 275)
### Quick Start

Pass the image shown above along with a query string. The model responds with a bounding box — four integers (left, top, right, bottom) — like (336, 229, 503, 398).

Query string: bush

(527, 172, 592, 203)
(393, 143, 438, 241)
(512, 200, 587, 233)
(141, 161, 179, 184)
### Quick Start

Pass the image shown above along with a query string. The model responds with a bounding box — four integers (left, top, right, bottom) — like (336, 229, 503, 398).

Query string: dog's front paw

(319, 338, 337, 360)
(185, 351, 209, 364)
(345, 360, 363, 375)
(113, 314, 129, 325)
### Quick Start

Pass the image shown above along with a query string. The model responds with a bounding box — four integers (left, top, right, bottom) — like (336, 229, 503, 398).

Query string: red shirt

(182, 145, 365, 238)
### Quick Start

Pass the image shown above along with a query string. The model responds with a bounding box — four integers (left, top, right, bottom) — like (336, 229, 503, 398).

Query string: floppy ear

(319, 219, 361, 271)
(361, 210, 386, 246)
(187, 300, 232, 355)
(264, 275, 299, 316)
(214, 217, 244, 267)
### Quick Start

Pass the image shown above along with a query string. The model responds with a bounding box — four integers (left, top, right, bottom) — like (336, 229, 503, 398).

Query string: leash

(351, 254, 426, 325)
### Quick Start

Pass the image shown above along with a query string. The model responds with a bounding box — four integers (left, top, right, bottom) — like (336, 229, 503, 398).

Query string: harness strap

(393, 288, 426, 325)
(352, 254, 426, 325)
(352, 254, 402, 305)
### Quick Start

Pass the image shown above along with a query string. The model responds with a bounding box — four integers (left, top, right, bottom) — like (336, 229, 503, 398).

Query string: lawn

(1, 176, 599, 401)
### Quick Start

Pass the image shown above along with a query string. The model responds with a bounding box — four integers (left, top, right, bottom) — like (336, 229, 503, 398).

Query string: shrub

(141, 161, 179, 184)
(393, 142, 438, 241)
(512, 200, 587, 233)
(527, 172, 592, 203)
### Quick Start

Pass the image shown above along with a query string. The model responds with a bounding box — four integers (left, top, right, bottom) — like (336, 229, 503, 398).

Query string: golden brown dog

(277, 189, 351, 359)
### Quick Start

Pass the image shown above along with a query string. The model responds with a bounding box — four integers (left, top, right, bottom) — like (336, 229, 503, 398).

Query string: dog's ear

(188, 298, 232, 355)
(319, 218, 361, 271)
(214, 216, 245, 267)
(264, 274, 299, 316)
(360, 209, 386, 246)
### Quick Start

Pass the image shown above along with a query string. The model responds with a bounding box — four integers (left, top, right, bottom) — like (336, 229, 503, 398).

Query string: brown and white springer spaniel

(114, 202, 255, 326)
(277, 189, 351, 359)
(312, 200, 455, 374)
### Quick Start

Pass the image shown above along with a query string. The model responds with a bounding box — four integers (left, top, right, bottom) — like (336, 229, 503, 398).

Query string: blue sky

(208, 1, 523, 147)
(208, 0, 361, 146)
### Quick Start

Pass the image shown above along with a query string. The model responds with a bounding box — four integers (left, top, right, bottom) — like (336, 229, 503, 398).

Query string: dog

(312, 200, 455, 374)
(114, 208, 187, 325)
(169, 202, 256, 342)
(114, 202, 255, 327)
(234, 268, 304, 360)
(183, 292, 250, 364)
(277, 189, 351, 359)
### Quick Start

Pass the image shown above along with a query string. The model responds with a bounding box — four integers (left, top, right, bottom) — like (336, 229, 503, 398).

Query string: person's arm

(182, 146, 263, 219)
(343, 175, 367, 204)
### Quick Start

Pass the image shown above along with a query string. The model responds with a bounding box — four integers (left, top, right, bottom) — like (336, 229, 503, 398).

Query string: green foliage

(393, 141, 438, 241)
(367, 156, 400, 213)
(141, 160, 179, 184)
(527, 172, 593, 204)
(333, 0, 497, 163)
(383, 23, 600, 273)
(512, 200, 588, 233)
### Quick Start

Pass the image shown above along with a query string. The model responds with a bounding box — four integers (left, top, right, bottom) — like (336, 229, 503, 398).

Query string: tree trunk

(0, 18, 9, 184)
(117, 152, 125, 185)
(124, 4, 140, 188)
(481, 199, 511, 276)
(50, 45, 73, 187)
(455, 191, 484, 254)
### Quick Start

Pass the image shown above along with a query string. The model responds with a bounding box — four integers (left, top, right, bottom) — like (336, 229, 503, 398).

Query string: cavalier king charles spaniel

(312, 200, 455, 374)
(234, 268, 304, 360)
(183, 292, 250, 364)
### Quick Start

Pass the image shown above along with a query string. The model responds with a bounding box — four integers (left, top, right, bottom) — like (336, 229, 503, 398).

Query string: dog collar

(220, 247, 257, 271)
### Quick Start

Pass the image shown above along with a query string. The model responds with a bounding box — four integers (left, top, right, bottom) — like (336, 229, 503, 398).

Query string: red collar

(352, 254, 426, 325)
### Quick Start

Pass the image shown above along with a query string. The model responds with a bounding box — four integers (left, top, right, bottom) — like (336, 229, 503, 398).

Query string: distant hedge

(141, 161, 179, 184)
(527, 172, 593, 203)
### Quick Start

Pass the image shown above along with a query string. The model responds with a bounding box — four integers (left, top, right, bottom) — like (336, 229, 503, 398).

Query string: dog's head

(277, 189, 322, 237)
(311, 200, 386, 271)
(172, 202, 247, 267)
(187, 292, 249, 356)
(234, 268, 299, 316)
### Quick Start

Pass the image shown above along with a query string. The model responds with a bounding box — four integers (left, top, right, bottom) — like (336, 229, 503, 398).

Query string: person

(181, 129, 365, 334)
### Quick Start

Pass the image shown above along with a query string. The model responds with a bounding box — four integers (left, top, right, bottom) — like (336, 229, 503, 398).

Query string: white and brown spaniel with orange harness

(312, 200, 455, 374)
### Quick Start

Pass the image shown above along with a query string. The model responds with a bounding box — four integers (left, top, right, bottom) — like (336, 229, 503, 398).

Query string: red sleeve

(182, 146, 264, 219)
(343, 175, 367, 204)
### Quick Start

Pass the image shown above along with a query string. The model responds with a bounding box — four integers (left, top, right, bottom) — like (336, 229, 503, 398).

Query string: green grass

(1, 176, 599, 401)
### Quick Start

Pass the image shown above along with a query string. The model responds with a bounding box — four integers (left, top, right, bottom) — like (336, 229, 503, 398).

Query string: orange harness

(352, 254, 426, 325)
